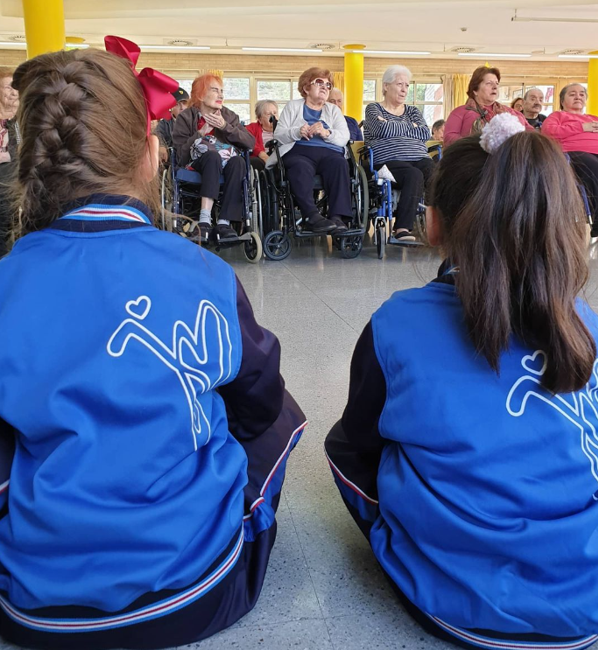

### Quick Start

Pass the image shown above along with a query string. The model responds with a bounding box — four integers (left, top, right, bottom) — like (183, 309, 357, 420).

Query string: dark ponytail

(430, 132, 595, 394)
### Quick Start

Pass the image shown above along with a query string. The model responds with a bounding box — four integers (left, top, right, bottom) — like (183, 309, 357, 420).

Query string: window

(177, 79, 194, 96)
(362, 79, 377, 117)
(223, 77, 251, 123)
(407, 83, 444, 126)
(498, 84, 525, 106)
(257, 79, 294, 114)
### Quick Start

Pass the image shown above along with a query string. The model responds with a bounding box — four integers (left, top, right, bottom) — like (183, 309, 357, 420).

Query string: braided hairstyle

(12, 48, 158, 238)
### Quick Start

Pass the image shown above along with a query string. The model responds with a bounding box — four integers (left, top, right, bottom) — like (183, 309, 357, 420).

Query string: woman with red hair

(173, 73, 255, 242)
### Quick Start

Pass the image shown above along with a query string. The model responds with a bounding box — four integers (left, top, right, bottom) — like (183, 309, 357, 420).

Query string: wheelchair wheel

(339, 234, 363, 259)
(259, 170, 273, 235)
(376, 223, 386, 260)
(354, 165, 370, 229)
(413, 203, 429, 246)
(263, 230, 292, 261)
(243, 231, 263, 264)
(160, 166, 173, 232)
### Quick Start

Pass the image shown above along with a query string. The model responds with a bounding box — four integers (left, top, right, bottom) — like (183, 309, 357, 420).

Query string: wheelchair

(356, 143, 429, 259)
(161, 148, 263, 263)
(258, 140, 369, 261)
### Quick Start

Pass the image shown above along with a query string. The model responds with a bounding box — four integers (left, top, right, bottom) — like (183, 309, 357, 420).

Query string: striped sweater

(364, 102, 430, 165)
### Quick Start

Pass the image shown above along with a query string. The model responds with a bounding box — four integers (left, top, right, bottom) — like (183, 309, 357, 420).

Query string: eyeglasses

(310, 79, 332, 90)
(209, 87, 224, 96)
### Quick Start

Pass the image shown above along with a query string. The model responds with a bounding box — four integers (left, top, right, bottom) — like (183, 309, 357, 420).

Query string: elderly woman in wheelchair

(364, 65, 433, 244)
(173, 73, 255, 243)
(269, 67, 351, 236)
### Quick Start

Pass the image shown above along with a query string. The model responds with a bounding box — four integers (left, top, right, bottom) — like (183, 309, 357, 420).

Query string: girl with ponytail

(326, 113, 598, 649)
(0, 41, 305, 649)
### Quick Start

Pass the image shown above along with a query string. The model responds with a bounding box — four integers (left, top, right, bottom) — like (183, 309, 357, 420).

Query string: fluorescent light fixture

(139, 45, 210, 51)
(242, 47, 322, 53)
(0, 41, 89, 49)
(458, 52, 531, 58)
(558, 54, 596, 59)
(357, 50, 431, 55)
(513, 16, 598, 24)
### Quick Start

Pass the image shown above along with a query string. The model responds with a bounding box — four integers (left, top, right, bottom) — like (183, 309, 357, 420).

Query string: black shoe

(306, 216, 336, 234)
(330, 216, 348, 235)
(214, 223, 238, 240)
(198, 222, 211, 243)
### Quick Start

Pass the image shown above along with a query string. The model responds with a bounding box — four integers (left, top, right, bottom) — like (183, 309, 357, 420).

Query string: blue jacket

(345, 115, 363, 142)
(359, 281, 598, 638)
(0, 196, 303, 624)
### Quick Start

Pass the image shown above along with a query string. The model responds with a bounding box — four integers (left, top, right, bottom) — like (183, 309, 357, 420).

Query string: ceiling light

(65, 43, 89, 49)
(513, 16, 598, 24)
(0, 41, 26, 47)
(139, 45, 210, 51)
(358, 50, 431, 55)
(558, 54, 597, 59)
(458, 52, 531, 58)
(242, 47, 322, 53)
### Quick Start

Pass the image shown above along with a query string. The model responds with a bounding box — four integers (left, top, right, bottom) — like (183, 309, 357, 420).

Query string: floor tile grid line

(280, 486, 336, 647)
(280, 261, 362, 334)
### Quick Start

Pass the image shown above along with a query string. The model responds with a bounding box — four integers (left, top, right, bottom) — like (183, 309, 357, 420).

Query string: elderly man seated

(328, 88, 363, 141)
(522, 88, 546, 129)
(156, 87, 189, 162)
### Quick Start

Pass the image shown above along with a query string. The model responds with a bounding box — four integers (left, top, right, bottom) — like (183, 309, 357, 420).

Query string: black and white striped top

(364, 103, 430, 165)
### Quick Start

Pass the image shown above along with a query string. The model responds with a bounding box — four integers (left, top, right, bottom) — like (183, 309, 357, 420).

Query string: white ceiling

(0, 0, 598, 60)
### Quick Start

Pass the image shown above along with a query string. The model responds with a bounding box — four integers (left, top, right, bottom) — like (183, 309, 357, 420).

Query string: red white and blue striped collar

(56, 195, 153, 228)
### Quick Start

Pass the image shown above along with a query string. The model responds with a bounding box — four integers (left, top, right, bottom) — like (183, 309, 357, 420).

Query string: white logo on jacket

(506, 350, 598, 498)
(107, 296, 233, 450)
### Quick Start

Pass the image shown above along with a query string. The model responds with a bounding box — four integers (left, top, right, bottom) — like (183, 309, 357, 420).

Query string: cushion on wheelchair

(176, 168, 225, 184)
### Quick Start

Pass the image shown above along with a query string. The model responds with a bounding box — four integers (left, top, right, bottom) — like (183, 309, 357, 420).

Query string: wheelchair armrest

(267, 139, 286, 176)
(265, 140, 278, 156)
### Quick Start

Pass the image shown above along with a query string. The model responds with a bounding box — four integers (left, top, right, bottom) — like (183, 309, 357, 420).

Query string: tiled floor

(3, 236, 598, 650)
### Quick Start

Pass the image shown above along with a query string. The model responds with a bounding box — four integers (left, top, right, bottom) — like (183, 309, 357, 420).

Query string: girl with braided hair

(0, 42, 305, 650)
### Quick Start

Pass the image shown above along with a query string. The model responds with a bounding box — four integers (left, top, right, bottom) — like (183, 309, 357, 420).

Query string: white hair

(254, 99, 278, 119)
(382, 65, 412, 86)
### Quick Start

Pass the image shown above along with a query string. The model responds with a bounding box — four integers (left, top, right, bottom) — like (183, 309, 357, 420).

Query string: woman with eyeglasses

(271, 67, 351, 235)
(443, 67, 531, 147)
(173, 73, 255, 243)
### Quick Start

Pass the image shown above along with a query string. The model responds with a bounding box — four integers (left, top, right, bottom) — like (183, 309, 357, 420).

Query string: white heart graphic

(521, 350, 547, 376)
(125, 296, 151, 320)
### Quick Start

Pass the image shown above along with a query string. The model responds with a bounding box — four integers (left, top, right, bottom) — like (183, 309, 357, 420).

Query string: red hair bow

(104, 35, 178, 134)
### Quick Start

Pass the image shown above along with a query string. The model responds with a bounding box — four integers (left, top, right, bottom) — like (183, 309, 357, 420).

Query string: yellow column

(588, 51, 598, 116)
(343, 44, 365, 121)
(22, 0, 65, 59)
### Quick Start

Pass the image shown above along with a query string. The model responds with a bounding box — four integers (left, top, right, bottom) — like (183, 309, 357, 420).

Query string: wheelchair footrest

(388, 235, 424, 247)
(214, 231, 252, 243)
(339, 228, 365, 237)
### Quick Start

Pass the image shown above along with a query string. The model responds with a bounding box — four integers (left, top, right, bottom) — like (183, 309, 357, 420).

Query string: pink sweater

(444, 103, 532, 146)
(542, 111, 598, 154)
